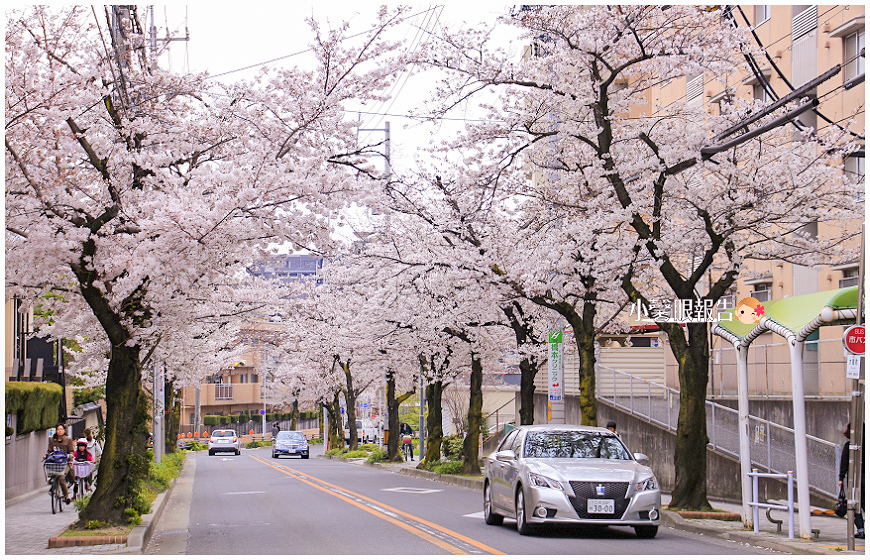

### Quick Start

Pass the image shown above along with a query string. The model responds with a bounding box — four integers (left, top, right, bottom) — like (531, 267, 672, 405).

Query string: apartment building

(638, 5, 864, 408)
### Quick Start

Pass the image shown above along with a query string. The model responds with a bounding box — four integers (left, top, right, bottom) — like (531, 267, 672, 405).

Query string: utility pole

(846, 224, 865, 551)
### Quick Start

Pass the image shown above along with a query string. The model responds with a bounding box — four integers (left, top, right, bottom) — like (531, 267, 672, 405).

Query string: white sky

(150, 3, 525, 246)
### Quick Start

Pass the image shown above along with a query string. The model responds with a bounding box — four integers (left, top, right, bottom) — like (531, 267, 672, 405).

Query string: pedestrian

(84, 428, 102, 462)
(271, 422, 280, 441)
(606, 420, 618, 436)
(839, 422, 865, 539)
(44, 423, 74, 504)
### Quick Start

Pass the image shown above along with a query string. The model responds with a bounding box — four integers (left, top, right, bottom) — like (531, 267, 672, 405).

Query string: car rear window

(213, 430, 234, 437)
(523, 431, 631, 460)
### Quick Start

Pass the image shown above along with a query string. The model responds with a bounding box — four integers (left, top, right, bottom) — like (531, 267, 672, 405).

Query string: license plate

(587, 499, 615, 514)
(218, 439, 229, 443)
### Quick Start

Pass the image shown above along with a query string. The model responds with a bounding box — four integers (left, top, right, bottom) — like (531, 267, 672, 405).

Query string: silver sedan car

(483, 425, 661, 538)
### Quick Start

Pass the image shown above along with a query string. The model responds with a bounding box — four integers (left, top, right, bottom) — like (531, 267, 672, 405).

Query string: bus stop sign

(843, 325, 865, 355)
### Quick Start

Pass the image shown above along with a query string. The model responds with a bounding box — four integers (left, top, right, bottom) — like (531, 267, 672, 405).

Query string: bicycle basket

(43, 462, 66, 477)
(73, 462, 95, 478)
(402, 435, 412, 444)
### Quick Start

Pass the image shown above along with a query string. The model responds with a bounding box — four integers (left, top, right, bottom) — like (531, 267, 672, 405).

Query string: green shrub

(6, 426, 14, 437)
(430, 460, 463, 475)
(343, 449, 369, 459)
(125, 508, 142, 527)
(203, 415, 219, 426)
(73, 493, 91, 512)
(238, 413, 249, 423)
(308, 438, 323, 444)
(245, 441, 271, 449)
(5, 382, 63, 434)
(366, 448, 388, 463)
(252, 414, 262, 423)
(359, 443, 380, 452)
(442, 435, 464, 461)
(324, 448, 345, 456)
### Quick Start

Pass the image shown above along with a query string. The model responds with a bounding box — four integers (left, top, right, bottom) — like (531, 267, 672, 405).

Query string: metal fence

(598, 366, 839, 499)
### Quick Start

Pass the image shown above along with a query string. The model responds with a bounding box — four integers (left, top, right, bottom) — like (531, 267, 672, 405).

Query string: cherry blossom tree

(422, 5, 862, 509)
(6, 6, 407, 524)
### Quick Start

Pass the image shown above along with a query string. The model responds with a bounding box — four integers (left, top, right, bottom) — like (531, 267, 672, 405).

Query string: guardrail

(748, 469, 795, 539)
(597, 366, 839, 499)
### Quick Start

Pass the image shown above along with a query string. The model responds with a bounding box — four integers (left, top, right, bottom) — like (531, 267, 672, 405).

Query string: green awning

(715, 286, 859, 339)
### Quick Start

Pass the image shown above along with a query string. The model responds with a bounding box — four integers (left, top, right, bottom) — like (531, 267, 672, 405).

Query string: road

(146, 445, 774, 555)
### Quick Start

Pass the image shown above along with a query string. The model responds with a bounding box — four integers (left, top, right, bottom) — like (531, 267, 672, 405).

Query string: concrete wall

(5, 421, 51, 502)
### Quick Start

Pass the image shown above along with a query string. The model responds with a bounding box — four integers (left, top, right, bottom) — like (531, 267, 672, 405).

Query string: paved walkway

(6, 487, 127, 555)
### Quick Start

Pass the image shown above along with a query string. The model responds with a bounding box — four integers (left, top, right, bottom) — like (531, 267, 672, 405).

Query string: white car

(483, 425, 661, 537)
(208, 429, 241, 456)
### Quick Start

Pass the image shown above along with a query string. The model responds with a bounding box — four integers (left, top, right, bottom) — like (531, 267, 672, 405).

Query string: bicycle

(402, 435, 413, 462)
(43, 460, 67, 514)
(71, 461, 95, 500)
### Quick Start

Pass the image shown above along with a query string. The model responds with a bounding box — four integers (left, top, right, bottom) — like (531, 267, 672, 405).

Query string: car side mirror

(633, 452, 649, 464)
(494, 450, 516, 461)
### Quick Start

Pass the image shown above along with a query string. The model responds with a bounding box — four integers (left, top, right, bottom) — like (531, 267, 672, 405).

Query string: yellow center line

(251, 456, 476, 555)
(252, 456, 505, 555)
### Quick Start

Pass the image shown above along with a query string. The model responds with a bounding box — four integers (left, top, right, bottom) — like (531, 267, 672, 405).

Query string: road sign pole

(847, 225, 864, 551)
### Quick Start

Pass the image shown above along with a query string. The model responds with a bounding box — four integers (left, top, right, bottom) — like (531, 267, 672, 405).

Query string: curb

(676, 511, 742, 521)
(660, 510, 840, 555)
(45, 457, 183, 553)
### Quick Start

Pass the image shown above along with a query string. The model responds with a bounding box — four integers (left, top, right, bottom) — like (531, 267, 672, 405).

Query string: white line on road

(463, 511, 485, 518)
(382, 487, 444, 494)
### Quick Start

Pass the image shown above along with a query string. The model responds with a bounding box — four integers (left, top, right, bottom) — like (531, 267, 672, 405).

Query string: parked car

(343, 419, 379, 444)
(208, 429, 240, 456)
(272, 431, 309, 459)
(483, 424, 660, 538)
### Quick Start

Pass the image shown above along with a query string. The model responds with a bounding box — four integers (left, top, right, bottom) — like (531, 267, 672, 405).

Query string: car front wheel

(515, 486, 534, 535)
(634, 525, 658, 538)
(483, 481, 503, 526)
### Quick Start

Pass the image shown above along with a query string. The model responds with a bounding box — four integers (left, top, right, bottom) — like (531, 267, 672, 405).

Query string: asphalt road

(147, 445, 775, 555)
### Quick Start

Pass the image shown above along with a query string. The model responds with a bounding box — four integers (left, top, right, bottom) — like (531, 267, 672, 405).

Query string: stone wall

(5, 422, 51, 502)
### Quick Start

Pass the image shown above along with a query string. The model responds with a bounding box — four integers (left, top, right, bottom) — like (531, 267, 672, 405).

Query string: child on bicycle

(73, 438, 94, 462)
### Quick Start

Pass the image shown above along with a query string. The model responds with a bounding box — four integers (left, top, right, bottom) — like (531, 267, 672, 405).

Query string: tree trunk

(423, 380, 444, 465)
(574, 299, 598, 426)
(386, 372, 400, 461)
(327, 393, 344, 450)
(502, 303, 540, 426)
(164, 383, 181, 454)
(461, 353, 483, 475)
(666, 322, 713, 511)
(79, 343, 148, 525)
(518, 356, 537, 425)
(342, 361, 358, 450)
(290, 399, 298, 431)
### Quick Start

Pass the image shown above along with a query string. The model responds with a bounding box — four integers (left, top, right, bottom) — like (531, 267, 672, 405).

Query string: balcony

(751, 289, 772, 302)
(215, 384, 233, 400)
(839, 276, 860, 289)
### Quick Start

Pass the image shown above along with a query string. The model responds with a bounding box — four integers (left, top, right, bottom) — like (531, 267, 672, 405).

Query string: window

(845, 30, 865, 80)
(753, 83, 772, 104)
(840, 267, 860, 289)
(751, 283, 772, 302)
(686, 73, 703, 106)
(755, 5, 771, 26)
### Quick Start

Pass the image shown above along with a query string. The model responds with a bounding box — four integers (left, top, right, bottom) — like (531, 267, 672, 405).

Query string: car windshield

(277, 432, 305, 441)
(523, 431, 631, 460)
(213, 430, 234, 437)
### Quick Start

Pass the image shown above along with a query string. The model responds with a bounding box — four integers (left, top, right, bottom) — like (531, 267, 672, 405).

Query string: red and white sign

(843, 325, 865, 355)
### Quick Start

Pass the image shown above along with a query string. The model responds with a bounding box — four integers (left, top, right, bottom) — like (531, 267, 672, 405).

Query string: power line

(206, 6, 442, 80)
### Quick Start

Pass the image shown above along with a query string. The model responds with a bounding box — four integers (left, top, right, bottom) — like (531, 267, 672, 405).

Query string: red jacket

(73, 448, 94, 462)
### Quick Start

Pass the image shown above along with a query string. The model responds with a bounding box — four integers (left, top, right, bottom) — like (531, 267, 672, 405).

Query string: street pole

(847, 224, 865, 551)
(419, 375, 425, 460)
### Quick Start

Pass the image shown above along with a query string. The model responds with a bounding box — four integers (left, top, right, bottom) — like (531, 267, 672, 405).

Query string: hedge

(203, 415, 220, 426)
(5, 382, 63, 434)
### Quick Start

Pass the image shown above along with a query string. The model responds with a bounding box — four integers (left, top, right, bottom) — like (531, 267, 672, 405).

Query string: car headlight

(636, 476, 658, 492)
(529, 473, 563, 490)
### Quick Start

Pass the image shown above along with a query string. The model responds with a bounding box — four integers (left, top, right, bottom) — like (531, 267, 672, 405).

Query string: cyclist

(71, 438, 95, 494)
(399, 422, 414, 461)
(44, 424, 74, 504)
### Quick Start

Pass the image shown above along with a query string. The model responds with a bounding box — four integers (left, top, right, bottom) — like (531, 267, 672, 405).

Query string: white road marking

(463, 511, 485, 518)
(381, 487, 444, 494)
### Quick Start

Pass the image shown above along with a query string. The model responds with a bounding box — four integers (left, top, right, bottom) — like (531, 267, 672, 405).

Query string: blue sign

(259, 409, 265, 415)
(362, 403, 369, 409)
(340, 406, 345, 414)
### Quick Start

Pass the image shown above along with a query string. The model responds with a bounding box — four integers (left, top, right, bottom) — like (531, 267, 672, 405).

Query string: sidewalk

(5, 487, 126, 555)
(328, 454, 866, 555)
